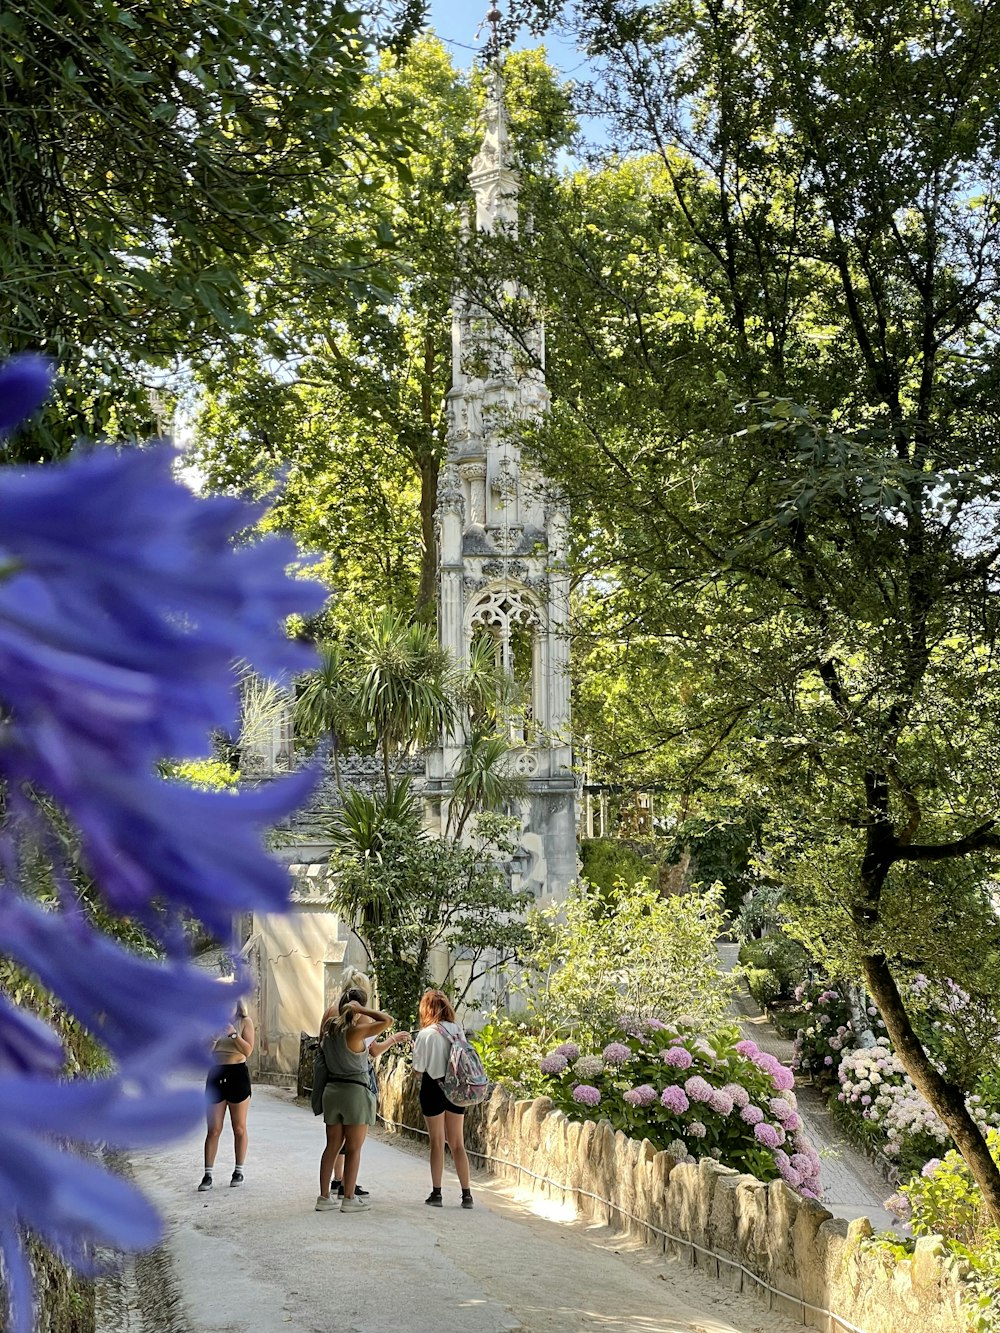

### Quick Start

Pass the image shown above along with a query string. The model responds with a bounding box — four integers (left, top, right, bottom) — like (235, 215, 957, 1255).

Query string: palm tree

(294, 643, 366, 795)
(354, 608, 458, 795)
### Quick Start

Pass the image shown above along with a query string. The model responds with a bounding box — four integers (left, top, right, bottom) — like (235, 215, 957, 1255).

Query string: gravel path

(717, 943, 897, 1230)
(112, 1084, 811, 1333)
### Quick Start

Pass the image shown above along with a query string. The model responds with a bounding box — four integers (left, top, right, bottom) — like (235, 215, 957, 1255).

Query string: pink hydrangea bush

(792, 981, 887, 1084)
(537, 1017, 823, 1198)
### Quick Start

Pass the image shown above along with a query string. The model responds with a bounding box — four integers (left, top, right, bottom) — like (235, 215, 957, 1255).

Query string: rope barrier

(376, 1108, 869, 1333)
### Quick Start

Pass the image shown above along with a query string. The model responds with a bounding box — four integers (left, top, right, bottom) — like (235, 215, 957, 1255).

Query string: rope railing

(376, 1107, 869, 1333)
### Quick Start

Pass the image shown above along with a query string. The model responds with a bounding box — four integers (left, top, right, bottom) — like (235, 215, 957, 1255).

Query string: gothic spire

(470, 5, 517, 232)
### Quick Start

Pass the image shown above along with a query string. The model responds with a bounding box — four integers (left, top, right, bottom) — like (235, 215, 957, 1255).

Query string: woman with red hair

(410, 989, 473, 1209)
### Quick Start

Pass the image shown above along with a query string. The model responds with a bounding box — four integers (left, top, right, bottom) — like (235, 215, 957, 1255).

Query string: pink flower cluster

(623, 1084, 658, 1107)
(661, 1084, 690, 1114)
(539, 1052, 569, 1075)
(554, 1041, 580, 1061)
(572, 1084, 601, 1107)
(684, 1075, 715, 1103)
(603, 1041, 632, 1066)
(662, 1045, 694, 1069)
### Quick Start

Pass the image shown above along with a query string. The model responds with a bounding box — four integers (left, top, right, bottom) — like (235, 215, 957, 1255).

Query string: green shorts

(322, 1081, 376, 1127)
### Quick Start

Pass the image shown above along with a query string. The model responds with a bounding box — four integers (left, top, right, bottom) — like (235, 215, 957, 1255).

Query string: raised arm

(368, 1030, 411, 1058)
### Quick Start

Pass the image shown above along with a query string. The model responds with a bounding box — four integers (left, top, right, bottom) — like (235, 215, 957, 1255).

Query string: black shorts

(419, 1071, 465, 1118)
(206, 1062, 252, 1105)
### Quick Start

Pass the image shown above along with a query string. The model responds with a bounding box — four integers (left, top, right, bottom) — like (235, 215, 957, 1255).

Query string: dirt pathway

(109, 1084, 811, 1333)
(717, 943, 896, 1230)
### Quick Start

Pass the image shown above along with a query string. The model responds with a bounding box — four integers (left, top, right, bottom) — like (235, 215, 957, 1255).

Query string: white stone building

(239, 62, 576, 1080)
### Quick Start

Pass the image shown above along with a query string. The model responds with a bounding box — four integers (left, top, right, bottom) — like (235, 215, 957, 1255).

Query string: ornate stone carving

(490, 523, 523, 554)
(512, 750, 539, 777)
(469, 586, 539, 630)
(491, 456, 518, 503)
(436, 464, 465, 516)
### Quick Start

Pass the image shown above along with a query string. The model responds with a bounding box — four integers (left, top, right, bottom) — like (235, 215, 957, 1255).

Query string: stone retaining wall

(378, 1065, 972, 1333)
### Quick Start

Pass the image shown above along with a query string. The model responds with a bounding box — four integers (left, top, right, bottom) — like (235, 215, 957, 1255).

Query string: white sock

(203, 1167, 214, 1179)
(234, 1164, 245, 1176)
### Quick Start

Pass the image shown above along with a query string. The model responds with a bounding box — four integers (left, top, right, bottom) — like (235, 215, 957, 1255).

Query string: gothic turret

(428, 43, 575, 906)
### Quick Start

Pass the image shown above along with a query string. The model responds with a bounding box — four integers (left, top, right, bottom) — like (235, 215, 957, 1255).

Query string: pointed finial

(476, 3, 503, 64)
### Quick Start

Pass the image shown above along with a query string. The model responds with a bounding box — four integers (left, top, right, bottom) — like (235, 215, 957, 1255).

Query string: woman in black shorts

(199, 997, 254, 1191)
(410, 990, 473, 1210)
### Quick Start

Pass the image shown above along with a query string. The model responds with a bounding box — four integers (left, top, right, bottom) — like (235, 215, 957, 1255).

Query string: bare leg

(444, 1111, 470, 1190)
(333, 1150, 345, 1184)
(320, 1124, 344, 1198)
(204, 1101, 226, 1168)
(340, 1124, 368, 1199)
(228, 1098, 250, 1167)
(424, 1112, 446, 1188)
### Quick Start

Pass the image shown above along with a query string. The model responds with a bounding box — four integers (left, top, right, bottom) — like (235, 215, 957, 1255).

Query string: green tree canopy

(493, 0, 1000, 1220)
(1, 0, 422, 453)
(193, 37, 574, 624)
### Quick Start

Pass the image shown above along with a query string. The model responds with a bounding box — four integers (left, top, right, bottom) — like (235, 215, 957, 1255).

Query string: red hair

(418, 989, 456, 1028)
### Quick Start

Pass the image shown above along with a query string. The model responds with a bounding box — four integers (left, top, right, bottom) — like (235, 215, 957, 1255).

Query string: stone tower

(426, 61, 576, 904)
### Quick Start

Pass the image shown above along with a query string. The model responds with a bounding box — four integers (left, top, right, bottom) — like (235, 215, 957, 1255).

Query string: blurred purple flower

(0, 357, 323, 1332)
(0, 355, 51, 433)
(540, 1052, 569, 1075)
(741, 1104, 765, 1125)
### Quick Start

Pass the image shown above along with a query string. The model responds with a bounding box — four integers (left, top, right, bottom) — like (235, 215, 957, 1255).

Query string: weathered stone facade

(426, 64, 577, 906)
(378, 1065, 973, 1333)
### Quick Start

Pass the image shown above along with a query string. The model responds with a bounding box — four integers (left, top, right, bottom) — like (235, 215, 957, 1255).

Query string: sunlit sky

(423, 0, 587, 84)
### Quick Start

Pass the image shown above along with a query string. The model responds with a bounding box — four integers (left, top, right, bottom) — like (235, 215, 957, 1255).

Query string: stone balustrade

(378, 1064, 972, 1333)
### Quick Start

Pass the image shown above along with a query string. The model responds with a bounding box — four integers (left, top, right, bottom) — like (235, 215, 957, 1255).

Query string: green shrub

(744, 966, 782, 1009)
(578, 838, 657, 893)
(738, 933, 811, 999)
(472, 1014, 548, 1099)
(896, 1136, 1000, 1331)
(522, 880, 734, 1042)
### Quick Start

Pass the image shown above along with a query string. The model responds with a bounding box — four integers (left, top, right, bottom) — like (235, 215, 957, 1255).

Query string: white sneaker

(340, 1194, 371, 1213)
(315, 1194, 339, 1211)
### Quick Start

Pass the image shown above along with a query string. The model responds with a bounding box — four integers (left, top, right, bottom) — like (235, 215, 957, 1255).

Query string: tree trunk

(415, 450, 439, 622)
(862, 951, 1000, 1227)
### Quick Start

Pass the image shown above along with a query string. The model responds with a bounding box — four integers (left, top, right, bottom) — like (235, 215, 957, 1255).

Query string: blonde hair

(339, 966, 371, 996)
(319, 975, 370, 1041)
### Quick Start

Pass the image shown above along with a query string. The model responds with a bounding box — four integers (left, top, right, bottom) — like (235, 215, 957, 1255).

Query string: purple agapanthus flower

(0, 357, 323, 1332)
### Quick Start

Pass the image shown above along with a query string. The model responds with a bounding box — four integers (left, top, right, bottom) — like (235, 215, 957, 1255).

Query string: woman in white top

(199, 997, 255, 1191)
(410, 989, 473, 1209)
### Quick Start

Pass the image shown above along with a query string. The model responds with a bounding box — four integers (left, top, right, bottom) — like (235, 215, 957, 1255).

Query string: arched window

(468, 587, 539, 744)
